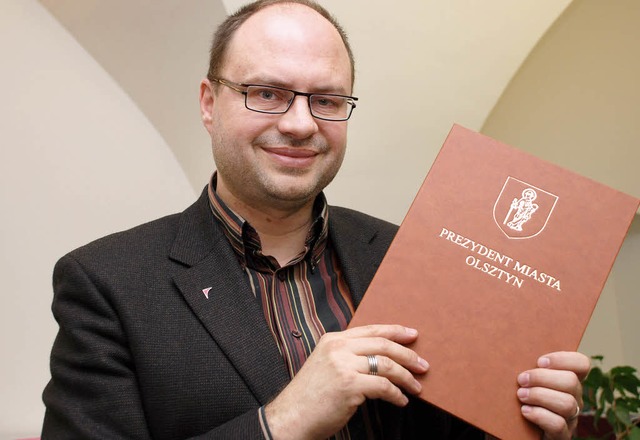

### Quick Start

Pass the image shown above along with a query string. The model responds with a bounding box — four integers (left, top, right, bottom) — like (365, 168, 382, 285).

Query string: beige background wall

(0, 1, 195, 437)
(2, 0, 637, 437)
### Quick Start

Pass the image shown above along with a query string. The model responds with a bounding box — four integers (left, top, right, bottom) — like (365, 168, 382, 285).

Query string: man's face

(201, 5, 353, 213)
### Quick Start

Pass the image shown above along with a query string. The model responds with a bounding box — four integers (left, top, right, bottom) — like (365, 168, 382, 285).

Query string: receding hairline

(207, 0, 355, 87)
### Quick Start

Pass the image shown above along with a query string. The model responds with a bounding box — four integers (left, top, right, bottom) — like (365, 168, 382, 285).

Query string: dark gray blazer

(42, 189, 481, 439)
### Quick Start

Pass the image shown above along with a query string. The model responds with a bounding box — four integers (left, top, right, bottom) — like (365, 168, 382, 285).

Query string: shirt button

(277, 271, 286, 281)
(291, 329, 302, 338)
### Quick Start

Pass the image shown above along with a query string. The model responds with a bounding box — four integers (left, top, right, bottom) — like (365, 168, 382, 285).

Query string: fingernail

(401, 394, 409, 406)
(521, 405, 533, 414)
(417, 357, 430, 370)
(537, 356, 550, 368)
(413, 379, 422, 393)
(517, 388, 529, 400)
(517, 372, 530, 386)
(405, 327, 418, 336)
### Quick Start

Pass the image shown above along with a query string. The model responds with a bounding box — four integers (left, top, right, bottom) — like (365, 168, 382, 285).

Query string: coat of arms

(493, 177, 558, 239)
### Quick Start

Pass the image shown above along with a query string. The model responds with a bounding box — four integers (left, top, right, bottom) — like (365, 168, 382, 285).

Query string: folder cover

(349, 124, 639, 439)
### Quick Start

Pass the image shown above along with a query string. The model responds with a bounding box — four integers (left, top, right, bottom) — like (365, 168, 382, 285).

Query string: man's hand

(517, 351, 591, 440)
(265, 324, 429, 440)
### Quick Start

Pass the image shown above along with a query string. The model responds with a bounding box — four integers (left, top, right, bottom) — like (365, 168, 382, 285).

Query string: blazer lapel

(169, 189, 289, 404)
(329, 207, 398, 307)
(166, 194, 396, 406)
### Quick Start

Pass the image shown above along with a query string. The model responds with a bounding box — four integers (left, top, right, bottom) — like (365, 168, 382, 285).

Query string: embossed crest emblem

(493, 177, 558, 239)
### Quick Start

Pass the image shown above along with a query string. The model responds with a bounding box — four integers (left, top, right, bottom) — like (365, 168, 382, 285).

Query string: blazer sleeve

(42, 254, 266, 440)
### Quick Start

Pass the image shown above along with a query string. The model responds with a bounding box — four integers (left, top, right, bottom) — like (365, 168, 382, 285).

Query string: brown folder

(349, 124, 639, 439)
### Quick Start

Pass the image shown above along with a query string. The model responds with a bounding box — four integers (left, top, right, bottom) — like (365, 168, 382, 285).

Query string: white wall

(38, 0, 228, 193)
(0, 1, 196, 437)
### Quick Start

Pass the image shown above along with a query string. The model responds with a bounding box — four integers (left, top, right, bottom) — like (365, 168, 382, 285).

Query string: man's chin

(259, 168, 337, 206)
(263, 181, 323, 206)
(267, 187, 318, 206)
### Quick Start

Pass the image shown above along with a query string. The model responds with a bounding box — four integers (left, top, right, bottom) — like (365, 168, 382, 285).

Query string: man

(42, 1, 589, 439)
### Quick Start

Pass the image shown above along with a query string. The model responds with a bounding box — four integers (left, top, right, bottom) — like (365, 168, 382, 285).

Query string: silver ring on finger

(366, 355, 378, 376)
(567, 403, 580, 421)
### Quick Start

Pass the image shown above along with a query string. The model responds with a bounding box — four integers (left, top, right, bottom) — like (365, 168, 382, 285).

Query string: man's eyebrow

(312, 85, 350, 95)
(241, 76, 350, 95)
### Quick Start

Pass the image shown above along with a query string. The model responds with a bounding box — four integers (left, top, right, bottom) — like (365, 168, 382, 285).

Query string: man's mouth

(262, 146, 319, 167)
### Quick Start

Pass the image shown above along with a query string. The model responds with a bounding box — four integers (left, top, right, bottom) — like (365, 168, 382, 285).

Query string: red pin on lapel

(202, 287, 212, 299)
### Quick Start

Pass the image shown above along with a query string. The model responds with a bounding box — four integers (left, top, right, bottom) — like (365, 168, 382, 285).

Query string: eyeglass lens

(245, 86, 353, 120)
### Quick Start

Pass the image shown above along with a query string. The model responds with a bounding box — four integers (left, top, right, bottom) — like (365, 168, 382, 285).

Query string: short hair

(207, 0, 355, 87)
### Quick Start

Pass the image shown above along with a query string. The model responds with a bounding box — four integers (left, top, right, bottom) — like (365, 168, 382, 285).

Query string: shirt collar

(207, 173, 329, 269)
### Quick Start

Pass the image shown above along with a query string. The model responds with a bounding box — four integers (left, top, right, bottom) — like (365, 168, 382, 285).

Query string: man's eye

(314, 96, 342, 108)
(255, 88, 282, 101)
(259, 90, 275, 100)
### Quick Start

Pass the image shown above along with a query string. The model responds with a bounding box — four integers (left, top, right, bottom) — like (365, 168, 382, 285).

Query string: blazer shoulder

(62, 188, 211, 266)
(63, 212, 183, 267)
(329, 205, 398, 239)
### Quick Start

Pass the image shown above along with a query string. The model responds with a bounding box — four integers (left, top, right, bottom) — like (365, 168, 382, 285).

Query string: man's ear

(199, 78, 215, 133)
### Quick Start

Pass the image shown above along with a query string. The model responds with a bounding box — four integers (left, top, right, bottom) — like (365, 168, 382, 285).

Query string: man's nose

(277, 95, 319, 139)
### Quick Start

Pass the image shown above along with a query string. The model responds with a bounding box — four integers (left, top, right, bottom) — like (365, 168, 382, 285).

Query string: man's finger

(318, 330, 428, 374)
(517, 386, 579, 420)
(360, 355, 423, 395)
(521, 405, 575, 440)
(518, 369, 581, 396)
(537, 351, 591, 380)
(358, 374, 410, 407)
(341, 324, 419, 344)
(347, 336, 429, 373)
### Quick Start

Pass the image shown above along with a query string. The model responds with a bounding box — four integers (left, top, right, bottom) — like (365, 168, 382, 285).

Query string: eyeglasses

(211, 78, 358, 121)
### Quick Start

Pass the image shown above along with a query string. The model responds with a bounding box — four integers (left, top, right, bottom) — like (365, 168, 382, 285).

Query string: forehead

(223, 4, 352, 89)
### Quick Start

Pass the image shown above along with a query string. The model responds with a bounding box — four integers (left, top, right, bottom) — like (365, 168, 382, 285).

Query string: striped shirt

(207, 175, 375, 439)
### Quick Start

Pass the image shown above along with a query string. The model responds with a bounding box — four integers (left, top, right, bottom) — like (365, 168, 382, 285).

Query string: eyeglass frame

(210, 78, 358, 121)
